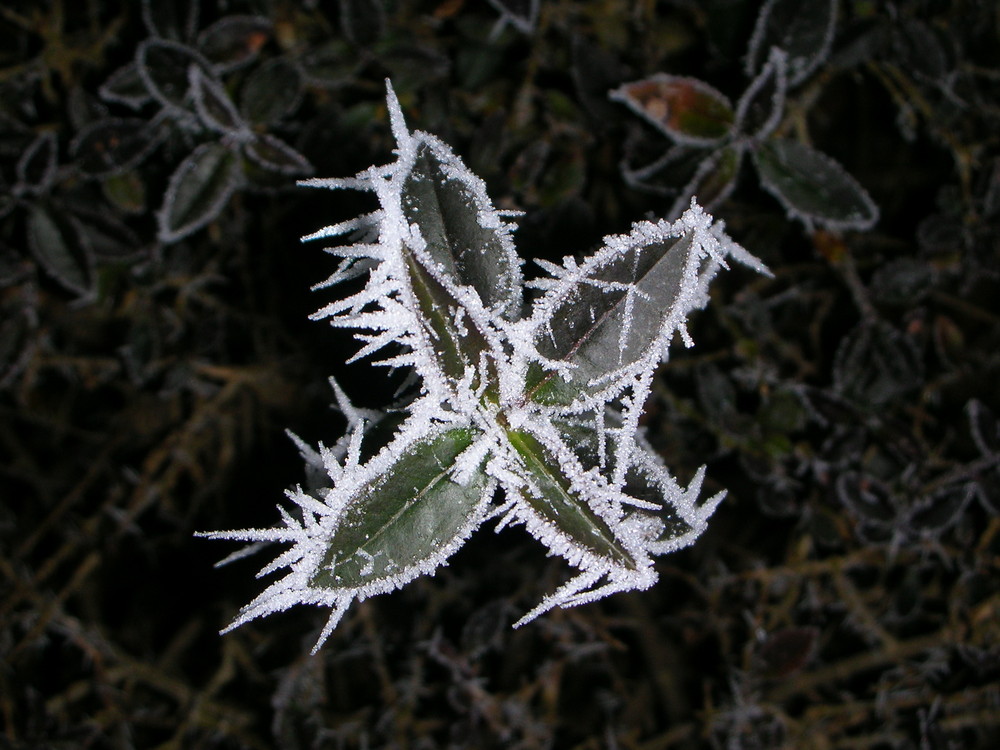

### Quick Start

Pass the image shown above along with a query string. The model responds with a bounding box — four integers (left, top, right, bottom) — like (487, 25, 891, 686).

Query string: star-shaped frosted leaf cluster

(200, 82, 769, 652)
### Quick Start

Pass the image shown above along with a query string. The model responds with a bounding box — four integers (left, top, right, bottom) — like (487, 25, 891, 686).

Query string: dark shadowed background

(2, 1, 998, 747)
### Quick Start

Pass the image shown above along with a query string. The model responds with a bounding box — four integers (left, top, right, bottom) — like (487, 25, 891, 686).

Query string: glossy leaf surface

(310, 428, 489, 589)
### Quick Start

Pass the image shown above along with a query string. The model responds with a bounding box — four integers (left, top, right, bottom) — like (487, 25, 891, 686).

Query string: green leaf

(402, 140, 522, 318)
(158, 142, 242, 243)
(27, 204, 93, 295)
(746, 0, 837, 85)
(507, 429, 637, 568)
(239, 58, 303, 125)
(72, 118, 165, 177)
(669, 144, 743, 219)
(833, 319, 923, 407)
(610, 74, 734, 146)
(310, 427, 489, 589)
(242, 133, 312, 176)
(403, 247, 491, 384)
(398, 138, 522, 385)
(136, 39, 214, 111)
(529, 230, 699, 402)
(99, 62, 152, 109)
(189, 67, 245, 134)
(196, 15, 271, 73)
(551, 415, 698, 546)
(753, 139, 879, 231)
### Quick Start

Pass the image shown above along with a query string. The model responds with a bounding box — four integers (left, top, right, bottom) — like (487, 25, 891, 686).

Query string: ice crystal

(199, 81, 768, 651)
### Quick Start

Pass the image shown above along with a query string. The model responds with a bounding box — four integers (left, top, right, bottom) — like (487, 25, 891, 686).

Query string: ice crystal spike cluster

(199, 82, 769, 653)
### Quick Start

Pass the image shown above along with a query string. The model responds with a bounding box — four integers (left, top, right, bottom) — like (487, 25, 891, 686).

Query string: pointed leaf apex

(384, 79, 409, 147)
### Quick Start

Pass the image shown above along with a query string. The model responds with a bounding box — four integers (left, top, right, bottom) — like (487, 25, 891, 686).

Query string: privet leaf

(735, 47, 787, 140)
(99, 62, 152, 109)
(16, 131, 58, 193)
(27, 203, 93, 295)
(310, 426, 490, 591)
(137, 39, 214, 111)
(189, 66, 246, 135)
(401, 138, 523, 319)
(507, 428, 638, 569)
(752, 138, 879, 231)
(746, 0, 838, 86)
(196, 15, 271, 72)
(158, 142, 241, 243)
(668, 144, 743, 220)
(72, 118, 165, 177)
(610, 75, 735, 146)
(239, 58, 303, 125)
(833, 319, 923, 407)
(242, 133, 313, 176)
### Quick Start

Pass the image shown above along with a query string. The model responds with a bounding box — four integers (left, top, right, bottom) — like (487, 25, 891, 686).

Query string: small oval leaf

(27, 203, 93, 295)
(157, 142, 241, 243)
(98, 62, 152, 109)
(72, 118, 165, 177)
(753, 138, 879, 231)
(188, 66, 245, 134)
(16, 131, 58, 193)
(239, 58, 302, 125)
(833, 319, 922, 407)
(242, 133, 312, 175)
(137, 39, 214, 111)
(196, 15, 272, 73)
(746, 0, 837, 85)
(735, 47, 788, 140)
(611, 74, 735, 146)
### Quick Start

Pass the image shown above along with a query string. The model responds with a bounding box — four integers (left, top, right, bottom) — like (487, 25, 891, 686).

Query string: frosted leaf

(752, 138, 879, 232)
(485, 0, 540, 36)
(199, 420, 495, 652)
(401, 138, 523, 319)
(243, 133, 314, 176)
(16, 131, 58, 193)
(99, 62, 152, 109)
(136, 39, 214, 112)
(667, 144, 744, 221)
(734, 47, 788, 141)
(157, 142, 242, 243)
(610, 75, 735, 147)
(72, 118, 166, 177)
(188, 65, 247, 135)
(27, 204, 93, 296)
(525, 203, 764, 408)
(746, 0, 837, 86)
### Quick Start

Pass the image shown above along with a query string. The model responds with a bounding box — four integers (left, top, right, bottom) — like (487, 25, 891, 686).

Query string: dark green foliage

(2, 1, 999, 749)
